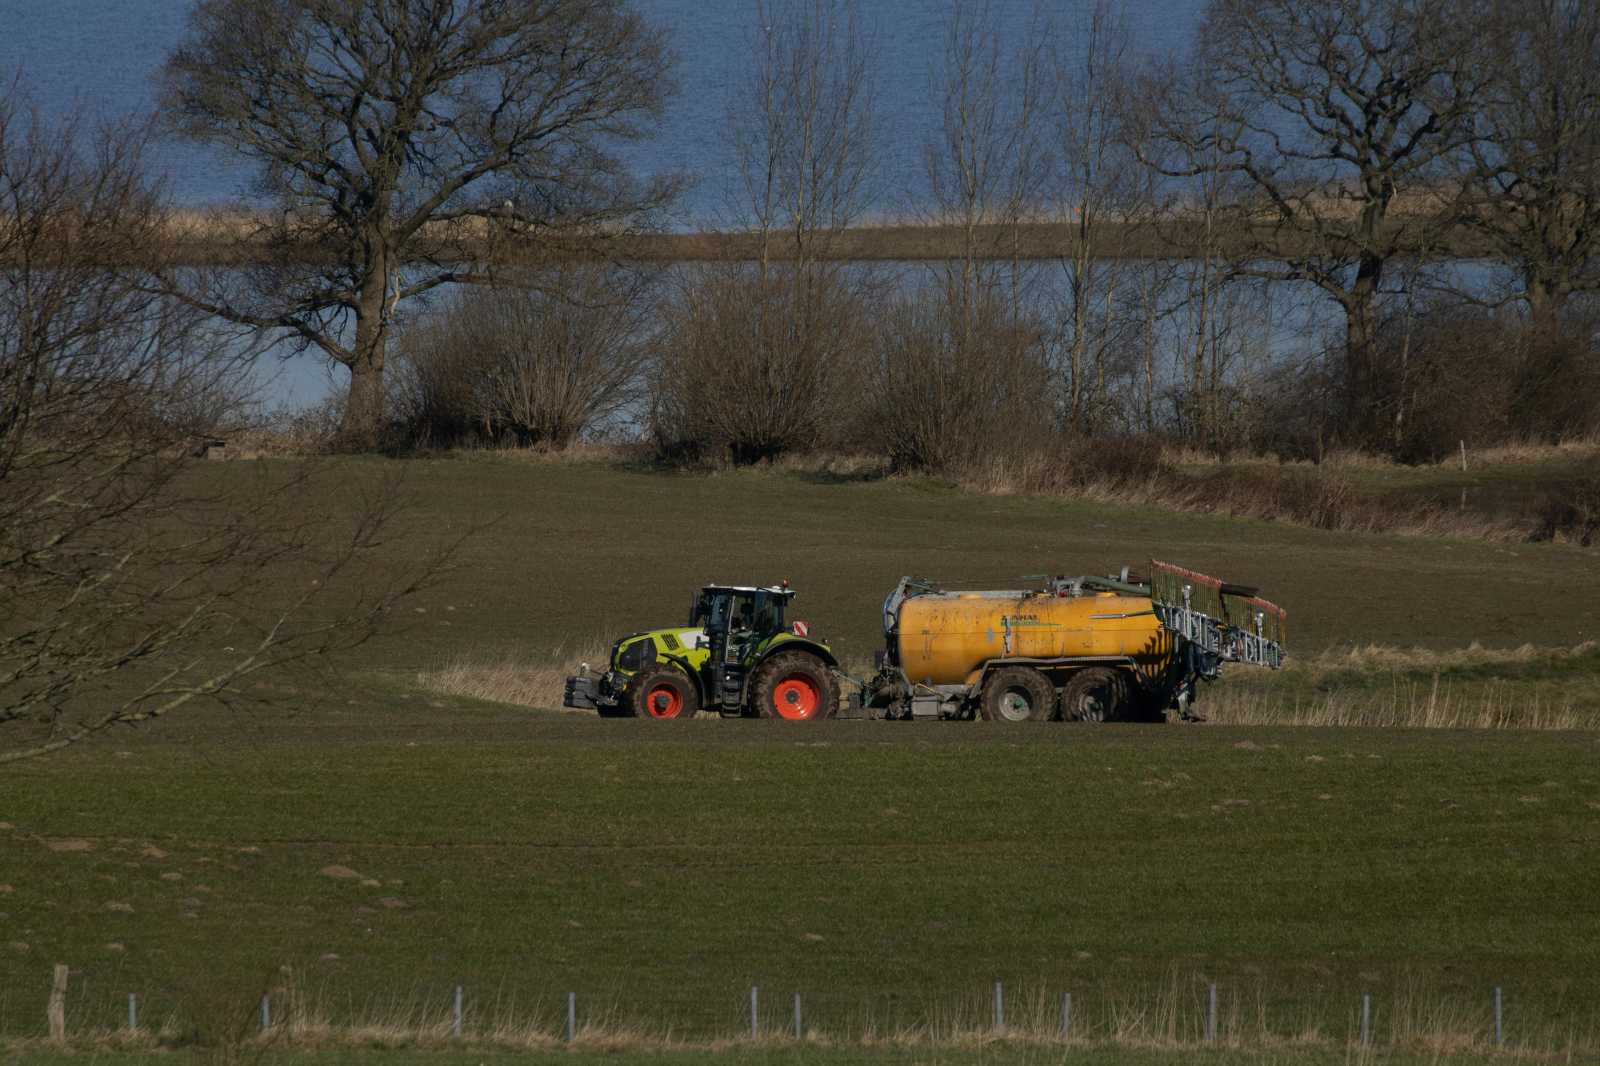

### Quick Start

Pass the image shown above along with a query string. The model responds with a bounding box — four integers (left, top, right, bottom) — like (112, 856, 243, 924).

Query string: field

(4, 455, 1599, 1064)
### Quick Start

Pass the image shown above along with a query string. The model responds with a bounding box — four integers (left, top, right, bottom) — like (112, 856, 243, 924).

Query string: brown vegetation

(0, 102, 454, 764)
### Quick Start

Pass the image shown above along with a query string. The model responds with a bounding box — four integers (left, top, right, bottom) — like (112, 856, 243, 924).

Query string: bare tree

(1047, 0, 1143, 433)
(0, 103, 448, 764)
(921, 0, 1047, 325)
(1465, 0, 1600, 325)
(728, 0, 877, 275)
(1142, 0, 1487, 445)
(159, 0, 677, 446)
(653, 0, 877, 465)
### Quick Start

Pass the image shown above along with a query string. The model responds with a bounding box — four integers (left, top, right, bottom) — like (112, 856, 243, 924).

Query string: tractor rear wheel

(623, 667, 700, 720)
(979, 666, 1055, 722)
(750, 652, 838, 720)
(1059, 667, 1128, 722)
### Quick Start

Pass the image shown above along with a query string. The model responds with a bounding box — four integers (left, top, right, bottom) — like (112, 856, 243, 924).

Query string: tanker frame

(856, 560, 1286, 722)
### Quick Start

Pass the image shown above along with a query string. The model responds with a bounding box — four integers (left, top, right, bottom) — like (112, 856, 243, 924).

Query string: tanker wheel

(750, 652, 839, 720)
(622, 667, 700, 720)
(979, 666, 1055, 722)
(1059, 668, 1128, 722)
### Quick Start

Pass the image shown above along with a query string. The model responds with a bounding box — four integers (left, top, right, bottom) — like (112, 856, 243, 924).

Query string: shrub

(392, 266, 654, 449)
(862, 285, 1055, 473)
(650, 265, 869, 465)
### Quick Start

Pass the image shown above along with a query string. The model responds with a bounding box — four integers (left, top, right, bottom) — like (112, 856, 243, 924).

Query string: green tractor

(563, 583, 841, 720)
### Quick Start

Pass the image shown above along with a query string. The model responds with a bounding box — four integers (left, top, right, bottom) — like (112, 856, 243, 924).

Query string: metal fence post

(750, 985, 759, 1039)
(1494, 986, 1503, 1047)
(993, 981, 1004, 1029)
(1060, 991, 1072, 1039)
(128, 993, 137, 1031)
(567, 992, 576, 1042)
(260, 994, 271, 1031)
(452, 985, 463, 1037)
(1360, 993, 1370, 1046)
(1206, 983, 1218, 1042)
(793, 991, 802, 1039)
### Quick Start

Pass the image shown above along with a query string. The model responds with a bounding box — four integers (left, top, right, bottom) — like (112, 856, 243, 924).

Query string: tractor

(563, 583, 841, 719)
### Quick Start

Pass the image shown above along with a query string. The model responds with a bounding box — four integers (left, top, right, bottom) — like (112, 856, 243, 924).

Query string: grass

(9, 1049, 1587, 1066)
(5, 453, 1600, 1064)
(4, 717, 1600, 1046)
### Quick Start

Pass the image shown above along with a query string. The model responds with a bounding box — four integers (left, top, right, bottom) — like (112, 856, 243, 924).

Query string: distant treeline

(5, 0, 1599, 462)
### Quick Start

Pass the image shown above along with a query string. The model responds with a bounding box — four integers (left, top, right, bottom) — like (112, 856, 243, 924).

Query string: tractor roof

(703, 584, 793, 596)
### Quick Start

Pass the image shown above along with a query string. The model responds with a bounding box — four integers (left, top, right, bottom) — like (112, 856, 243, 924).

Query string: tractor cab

(691, 585, 795, 708)
(690, 585, 792, 636)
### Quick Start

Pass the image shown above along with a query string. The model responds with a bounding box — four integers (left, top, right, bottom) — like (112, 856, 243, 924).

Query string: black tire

(749, 651, 839, 720)
(979, 666, 1055, 722)
(1059, 667, 1129, 722)
(622, 666, 700, 719)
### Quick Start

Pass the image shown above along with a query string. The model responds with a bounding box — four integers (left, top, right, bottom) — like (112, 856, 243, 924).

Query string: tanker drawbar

(858, 561, 1286, 723)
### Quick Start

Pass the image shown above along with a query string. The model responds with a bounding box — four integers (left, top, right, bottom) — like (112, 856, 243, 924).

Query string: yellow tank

(894, 590, 1176, 686)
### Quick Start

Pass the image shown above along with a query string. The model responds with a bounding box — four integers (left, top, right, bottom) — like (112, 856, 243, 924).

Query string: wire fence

(4, 967, 1594, 1058)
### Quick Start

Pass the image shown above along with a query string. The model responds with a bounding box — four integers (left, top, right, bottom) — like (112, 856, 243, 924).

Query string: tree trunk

(1344, 256, 1383, 444)
(338, 262, 391, 448)
(1525, 275, 1564, 330)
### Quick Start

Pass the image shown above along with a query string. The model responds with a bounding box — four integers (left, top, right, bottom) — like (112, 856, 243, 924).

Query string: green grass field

(4, 456, 1599, 1062)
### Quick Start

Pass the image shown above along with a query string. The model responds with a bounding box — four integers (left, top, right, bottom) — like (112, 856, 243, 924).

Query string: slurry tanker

(564, 561, 1286, 722)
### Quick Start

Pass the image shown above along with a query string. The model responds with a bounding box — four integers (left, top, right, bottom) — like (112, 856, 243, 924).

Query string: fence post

(128, 992, 137, 1031)
(1060, 991, 1072, 1039)
(261, 993, 271, 1031)
(993, 981, 1004, 1030)
(793, 991, 802, 1039)
(566, 992, 576, 1043)
(1360, 993, 1370, 1046)
(1206, 983, 1217, 1043)
(48, 963, 68, 1042)
(750, 985, 759, 1039)
(452, 984, 463, 1038)
(1494, 986, 1503, 1047)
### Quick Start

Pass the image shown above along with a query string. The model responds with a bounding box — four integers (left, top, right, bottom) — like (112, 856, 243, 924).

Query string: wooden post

(566, 992, 576, 1042)
(749, 985, 759, 1039)
(48, 963, 68, 1042)
(1494, 986, 1503, 1046)
(1360, 993, 1370, 1045)
(793, 991, 802, 1039)
(128, 992, 137, 1031)
(261, 994, 271, 1030)
(993, 981, 1004, 1030)
(452, 985, 463, 1038)
(1206, 983, 1217, 1042)
(1060, 991, 1071, 1038)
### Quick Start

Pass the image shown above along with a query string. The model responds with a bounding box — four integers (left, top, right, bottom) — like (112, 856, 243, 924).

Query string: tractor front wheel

(751, 652, 839, 721)
(623, 667, 700, 720)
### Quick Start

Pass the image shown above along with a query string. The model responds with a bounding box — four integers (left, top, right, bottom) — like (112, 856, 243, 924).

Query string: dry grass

(416, 642, 609, 711)
(955, 449, 1531, 543)
(1206, 642, 1600, 730)
(1204, 680, 1593, 730)
(1292, 641, 1598, 680)
(1164, 436, 1600, 474)
(13, 978, 1596, 1061)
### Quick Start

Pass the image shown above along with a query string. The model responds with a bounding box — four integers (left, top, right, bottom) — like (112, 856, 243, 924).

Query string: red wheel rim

(644, 683, 684, 718)
(772, 675, 821, 720)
